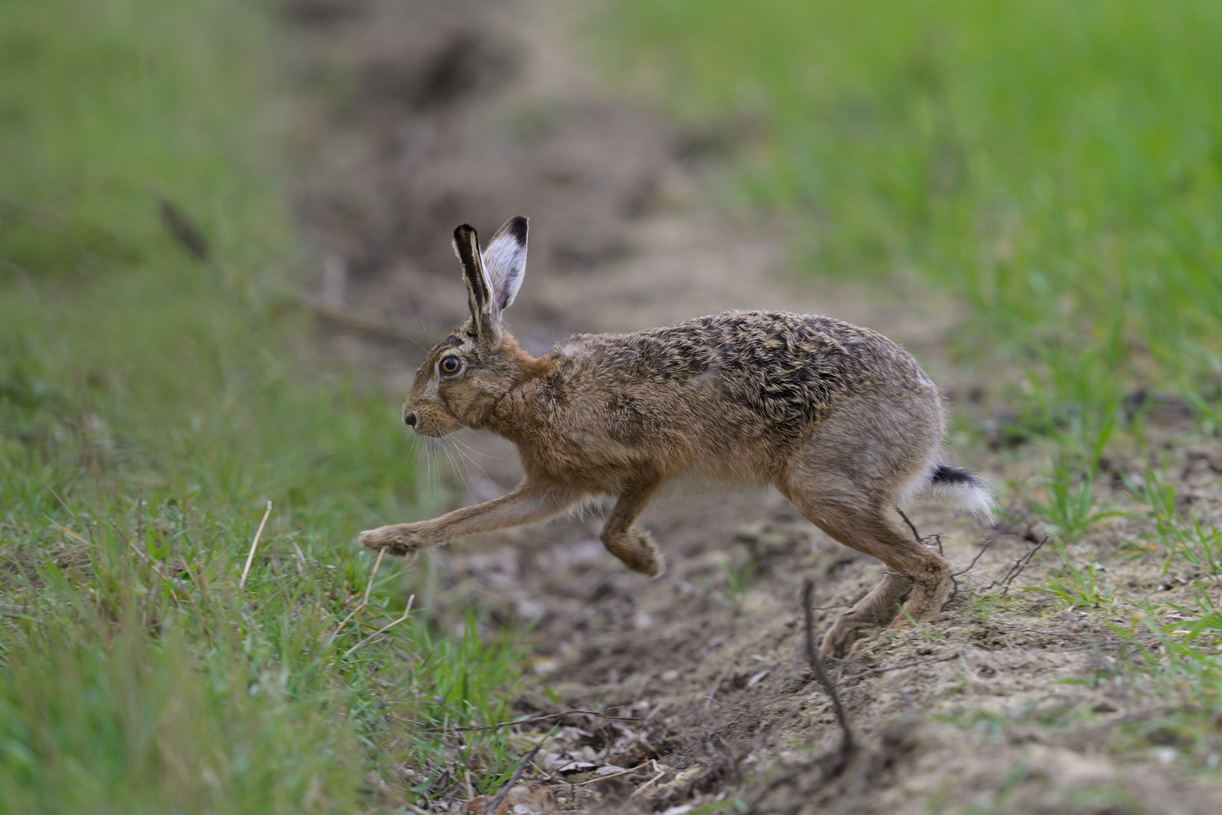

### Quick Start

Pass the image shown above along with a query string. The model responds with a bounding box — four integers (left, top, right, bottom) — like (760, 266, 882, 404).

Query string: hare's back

(558, 311, 927, 436)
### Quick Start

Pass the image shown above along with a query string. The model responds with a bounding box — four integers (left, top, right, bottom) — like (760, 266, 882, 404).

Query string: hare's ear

(481, 216, 528, 313)
(453, 224, 499, 344)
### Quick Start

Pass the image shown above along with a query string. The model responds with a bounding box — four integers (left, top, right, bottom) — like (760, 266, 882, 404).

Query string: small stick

(980, 535, 1048, 593)
(430, 709, 638, 733)
(1000, 535, 1048, 591)
(362, 548, 385, 605)
(944, 538, 998, 609)
(239, 501, 272, 589)
(951, 539, 997, 578)
(51, 522, 90, 547)
(802, 579, 855, 758)
(483, 731, 554, 815)
(330, 548, 387, 643)
(627, 761, 669, 798)
(575, 761, 651, 785)
(896, 507, 922, 542)
(896, 506, 944, 554)
(745, 600, 858, 815)
(342, 594, 415, 659)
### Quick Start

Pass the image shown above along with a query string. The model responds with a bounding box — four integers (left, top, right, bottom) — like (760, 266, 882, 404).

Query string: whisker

(444, 438, 475, 495)
(448, 434, 497, 460)
(448, 437, 495, 487)
(455, 439, 491, 494)
(416, 436, 440, 503)
(427, 438, 442, 502)
(439, 437, 472, 498)
(403, 313, 430, 353)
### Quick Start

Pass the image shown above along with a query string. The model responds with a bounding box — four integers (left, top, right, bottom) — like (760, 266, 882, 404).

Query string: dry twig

(951, 539, 997, 578)
(896, 506, 943, 554)
(239, 501, 272, 589)
(342, 594, 415, 659)
(982, 535, 1049, 593)
(895, 506, 922, 544)
(483, 730, 555, 815)
(802, 578, 855, 761)
(943, 538, 998, 609)
(575, 761, 650, 786)
(330, 548, 386, 644)
(430, 709, 638, 734)
(742, 583, 864, 813)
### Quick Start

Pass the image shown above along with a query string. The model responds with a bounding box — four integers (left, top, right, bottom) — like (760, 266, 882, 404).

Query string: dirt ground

(286, 1, 1222, 812)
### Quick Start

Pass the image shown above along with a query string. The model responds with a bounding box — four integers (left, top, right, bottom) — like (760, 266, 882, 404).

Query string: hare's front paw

(359, 523, 431, 558)
(601, 528, 666, 578)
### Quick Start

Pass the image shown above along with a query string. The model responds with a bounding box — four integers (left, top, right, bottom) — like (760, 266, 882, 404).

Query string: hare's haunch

(359, 216, 994, 657)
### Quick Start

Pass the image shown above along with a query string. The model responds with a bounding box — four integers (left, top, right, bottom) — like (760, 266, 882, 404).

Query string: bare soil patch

(286, 1, 1222, 812)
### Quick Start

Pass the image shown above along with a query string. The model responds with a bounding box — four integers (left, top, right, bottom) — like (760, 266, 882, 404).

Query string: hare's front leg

(601, 478, 665, 577)
(360, 481, 578, 559)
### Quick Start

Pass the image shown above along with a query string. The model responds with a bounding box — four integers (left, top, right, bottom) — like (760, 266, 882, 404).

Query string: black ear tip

(508, 216, 528, 243)
(454, 224, 477, 242)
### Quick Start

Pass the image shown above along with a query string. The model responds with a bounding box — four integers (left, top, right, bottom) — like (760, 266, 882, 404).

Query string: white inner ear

(481, 234, 527, 313)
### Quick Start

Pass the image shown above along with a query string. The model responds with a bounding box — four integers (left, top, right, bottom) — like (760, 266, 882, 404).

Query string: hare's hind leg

(779, 473, 951, 658)
(600, 477, 665, 577)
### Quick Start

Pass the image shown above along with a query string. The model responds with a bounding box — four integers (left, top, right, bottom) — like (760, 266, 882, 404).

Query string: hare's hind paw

(820, 617, 879, 658)
(359, 523, 428, 559)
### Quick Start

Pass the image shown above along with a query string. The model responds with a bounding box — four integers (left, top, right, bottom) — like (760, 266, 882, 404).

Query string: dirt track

(287, 1, 1222, 812)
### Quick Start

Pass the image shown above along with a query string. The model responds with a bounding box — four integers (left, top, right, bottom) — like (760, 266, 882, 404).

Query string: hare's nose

(403, 410, 417, 428)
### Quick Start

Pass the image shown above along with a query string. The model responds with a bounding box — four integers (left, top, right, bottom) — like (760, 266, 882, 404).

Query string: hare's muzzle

(403, 409, 417, 429)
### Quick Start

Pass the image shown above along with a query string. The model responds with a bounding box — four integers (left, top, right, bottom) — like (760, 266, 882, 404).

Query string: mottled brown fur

(359, 217, 993, 656)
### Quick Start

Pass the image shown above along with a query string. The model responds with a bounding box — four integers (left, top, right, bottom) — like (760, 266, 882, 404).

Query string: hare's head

(402, 216, 530, 437)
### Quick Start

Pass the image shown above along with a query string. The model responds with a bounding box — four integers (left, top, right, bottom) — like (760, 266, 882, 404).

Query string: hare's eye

(439, 356, 463, 376)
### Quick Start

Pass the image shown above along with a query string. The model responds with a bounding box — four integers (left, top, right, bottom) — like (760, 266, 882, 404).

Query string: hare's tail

(907, 462, 996, 522)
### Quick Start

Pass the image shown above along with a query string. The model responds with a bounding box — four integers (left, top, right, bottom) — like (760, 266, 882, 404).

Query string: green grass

(1024, 409, 1127, 542)
(1026, 462, 1222, 769)
(605, 0, 1222, 431)
(0, 1, 523, 811)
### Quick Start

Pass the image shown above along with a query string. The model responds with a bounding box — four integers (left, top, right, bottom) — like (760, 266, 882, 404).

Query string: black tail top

(931, 462, 982, 486)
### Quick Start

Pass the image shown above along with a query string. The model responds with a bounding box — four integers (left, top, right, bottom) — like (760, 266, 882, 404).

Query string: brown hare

(359, 216, 994, 656)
